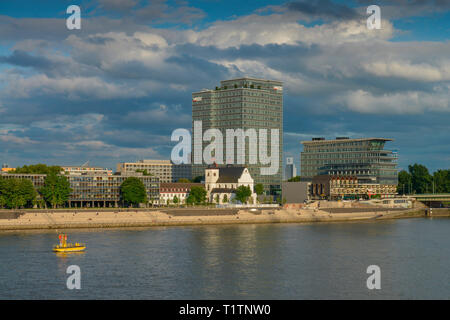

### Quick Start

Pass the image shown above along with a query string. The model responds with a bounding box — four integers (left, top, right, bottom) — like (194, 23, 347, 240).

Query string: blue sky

(0, 0, 449, 175)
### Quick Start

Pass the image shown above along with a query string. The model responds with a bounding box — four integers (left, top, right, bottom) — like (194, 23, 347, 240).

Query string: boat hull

(53, 246, 86, 253)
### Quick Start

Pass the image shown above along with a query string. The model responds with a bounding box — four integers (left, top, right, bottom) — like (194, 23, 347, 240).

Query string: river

(0, 218, 448, 299)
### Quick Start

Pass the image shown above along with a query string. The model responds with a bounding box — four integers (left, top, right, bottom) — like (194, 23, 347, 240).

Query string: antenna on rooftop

(81, 160, 90, 168)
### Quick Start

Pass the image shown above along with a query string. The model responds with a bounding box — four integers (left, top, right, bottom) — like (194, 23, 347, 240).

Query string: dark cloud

(0, 50, 53, 70)
(286, 0, 362, 20)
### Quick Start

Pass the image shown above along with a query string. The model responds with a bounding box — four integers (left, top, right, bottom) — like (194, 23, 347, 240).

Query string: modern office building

(285, 157, 297, 180)
(67, 172, 159, 208)
(300, 137, 398, 185)
(0, 171, 160, 208)
(116, 160, 191, 182)
(192, 77, 283, 195)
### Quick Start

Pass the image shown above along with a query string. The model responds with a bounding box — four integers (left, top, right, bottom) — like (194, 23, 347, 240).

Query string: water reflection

(0, 218, 449, 299)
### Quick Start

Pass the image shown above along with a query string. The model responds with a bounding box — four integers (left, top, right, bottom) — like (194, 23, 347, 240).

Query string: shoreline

(0, 207, 448, 231)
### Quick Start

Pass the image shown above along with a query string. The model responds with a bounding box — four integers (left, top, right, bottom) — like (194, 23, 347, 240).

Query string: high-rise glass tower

(285, 157, 297, 180)
(191, 77, 283, 195)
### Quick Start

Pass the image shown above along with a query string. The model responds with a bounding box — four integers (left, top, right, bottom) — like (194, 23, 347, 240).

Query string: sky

(0, 0, 449, 175)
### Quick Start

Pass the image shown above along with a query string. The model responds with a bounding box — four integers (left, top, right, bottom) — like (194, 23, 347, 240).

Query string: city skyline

(0, 1, 449, 173)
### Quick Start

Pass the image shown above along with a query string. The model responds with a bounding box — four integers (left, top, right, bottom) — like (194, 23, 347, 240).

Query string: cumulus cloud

(0, 1, 448, 170)
(335, 89, 450, 114)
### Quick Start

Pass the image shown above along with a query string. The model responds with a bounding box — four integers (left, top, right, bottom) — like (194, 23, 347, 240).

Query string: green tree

(13, 164, 62, 175)
(433, 169, 450, 193)
(398, 170, 412, 194)
(186, 194, 195, 205)
(0, 178, 36, 209)
(287, 176, 302, 182)
(235, 185, 252, 204)
(215, 194, 220, 204)
(120, 177, 147, 207)
(135, 169, 153, 176)
(254, 183, 264, 195)
(173, 195, 179, 206)
(188, 186, 207, 204)
(40, 173, 72, 208)
(192, 175, 204, 183)
(177, 178, 190, 183)
(408, 164, 432, 194)
(222, 194, 228, 203)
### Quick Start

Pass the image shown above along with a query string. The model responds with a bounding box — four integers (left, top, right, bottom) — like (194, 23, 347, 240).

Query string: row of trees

(0, 173, 72, 209)
(398, 164, 450, 194)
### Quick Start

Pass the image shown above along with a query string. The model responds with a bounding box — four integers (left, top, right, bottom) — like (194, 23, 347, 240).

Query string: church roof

(216, 166, 246, 183)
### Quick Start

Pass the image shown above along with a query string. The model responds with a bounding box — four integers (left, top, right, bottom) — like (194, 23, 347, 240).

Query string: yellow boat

(53, 234, 86, 252)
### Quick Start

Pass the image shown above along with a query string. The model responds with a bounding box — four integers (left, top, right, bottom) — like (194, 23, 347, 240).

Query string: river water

(0, 218, 448, 299)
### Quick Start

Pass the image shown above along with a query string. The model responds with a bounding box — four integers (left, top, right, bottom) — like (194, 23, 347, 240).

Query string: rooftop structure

(116, 159, 191, 183)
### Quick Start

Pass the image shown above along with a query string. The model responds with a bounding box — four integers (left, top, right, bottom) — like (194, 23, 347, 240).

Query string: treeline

(0, 174, 72, 209)
(12, 164, 62, 175)
(0, 164, 71, 209)
(398, 164, 450, 194)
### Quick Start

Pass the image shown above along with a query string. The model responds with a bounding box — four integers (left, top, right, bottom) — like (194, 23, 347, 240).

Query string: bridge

(411, 194, 450, 202)
(410, 194, 450, 208)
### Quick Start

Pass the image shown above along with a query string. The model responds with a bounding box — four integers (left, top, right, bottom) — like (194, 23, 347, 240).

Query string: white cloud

(335, 89, 450, 114)
(363, 60, 450, 82)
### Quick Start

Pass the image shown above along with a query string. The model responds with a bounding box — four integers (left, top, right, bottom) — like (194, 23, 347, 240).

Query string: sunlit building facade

(192, 77, 283, 195)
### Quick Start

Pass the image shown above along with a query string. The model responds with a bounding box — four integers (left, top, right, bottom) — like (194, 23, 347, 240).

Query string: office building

(192, 77, 283, 195)
(301, 137, 398, 185)
(285, 157, 297, 180)
(0, 171, 160, 208)
(310, 175, 397, 200)
(67, 172, 159, 208)
(116, 160, 191, 183)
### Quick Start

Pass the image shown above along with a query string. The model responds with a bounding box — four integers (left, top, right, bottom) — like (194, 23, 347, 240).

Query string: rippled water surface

(0, 218, 449, 299)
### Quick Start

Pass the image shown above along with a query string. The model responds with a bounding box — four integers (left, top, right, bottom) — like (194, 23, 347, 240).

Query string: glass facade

(301, 138, 398, 185)
(192, 77, 283, 194)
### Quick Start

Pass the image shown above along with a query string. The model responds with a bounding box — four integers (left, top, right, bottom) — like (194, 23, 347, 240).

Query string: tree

(215, 194, 220, 204)
(0, 178, 36, 209)
(135, 169, 153, 176)
(235, 185, 252, 204)
(188, 186, 207, 204)
(40, 173, 72, 208)
(222, 194, 228, 203)
(433, 169, 450, 193)
(173, 195, 179, 206)
(398, 170, 412, 194)
(186, 194, 195, 205)
(192, 175, 204, 183)
(177, 178, 190, 183)
(120, 177, 147, 207)
(287, 176, 302, 182)
(254, 183, 264, 195)
(13, 164, 62, 175)
(408, 164, 432, 194)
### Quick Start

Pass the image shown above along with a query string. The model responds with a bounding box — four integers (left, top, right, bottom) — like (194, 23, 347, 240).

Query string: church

(204, 163, 257, 204)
